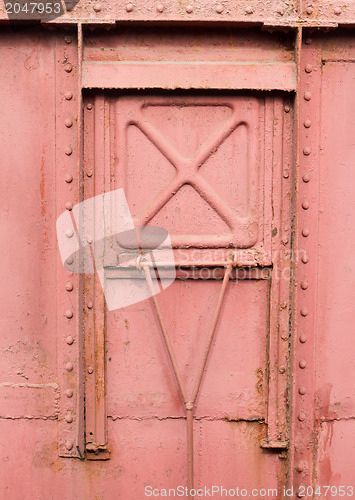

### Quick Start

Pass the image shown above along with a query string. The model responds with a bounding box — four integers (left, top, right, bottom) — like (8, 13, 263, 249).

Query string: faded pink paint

(0, 19, 355, 500)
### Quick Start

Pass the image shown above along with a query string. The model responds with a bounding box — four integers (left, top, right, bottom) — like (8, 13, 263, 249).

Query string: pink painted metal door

(81, 26, 295, 495)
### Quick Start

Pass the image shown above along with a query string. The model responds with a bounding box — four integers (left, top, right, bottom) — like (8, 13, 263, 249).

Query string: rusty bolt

(304, 118, 311, 128)
(65, 441, 73, 450)
(66, 336, 74, 345)
(302, 228, 310, 237)
(298, 412, 306, 422)
(87, 301, 93, 309)
(284, 105, 290, 113)
(64, 64, 73, 73)
(64, 146, 73, 156)
(64, 174, 73, 183)
(334, 6, 341, 15)
(300, 307, 308, 317)
(86, 103, 93, 110)
(299, 359, 307, 369)
(283, 170, 289, 178)
(65, 413, 73, 423)
(305, 64, 313, 73)
(298, 386, 307, 395)
(216, 4, 223, 13)
(304, 91, 312, 101)
(65, 281, 74, 292)
(86, 169, 93, 178)
(303, 146, 311, 156)
(65, 362, 74, 372)
(280, 302, 287, 310)
(65, 202, 73, 211)
(302, 200, 310, 210)
(281, 333, 288, 341)
(277, 6, 284, 15)
(66, 228, 74, 238)
(65, 389, 74, 398)
(64, 309, 73, 319)
(93, 3, 101, 11)
(301, 280, 309, 290)
(279, 366, 286, 374)
(87, 367, 94, 374)
(66, 256, 74, 265)
(64, 36, 72, 44)
(302, 173, 311, 183)
(245, 6, 253, 14)
(126, 2, 134, 11)
(296, 462, 305, 472)
(65, 118, 73, 128)
(186, 4, 193, 13)
(306, 5, 313, 14)
(156, 3, 164, 12)
(299, 334, 307, 343)
(64, 91, 73, 100)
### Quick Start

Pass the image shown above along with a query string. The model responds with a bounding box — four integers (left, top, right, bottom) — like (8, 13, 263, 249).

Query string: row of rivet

(63, 35, 75, 452)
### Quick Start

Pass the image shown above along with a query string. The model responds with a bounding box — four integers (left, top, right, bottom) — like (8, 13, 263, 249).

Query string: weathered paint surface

(0, 18, 355, 500)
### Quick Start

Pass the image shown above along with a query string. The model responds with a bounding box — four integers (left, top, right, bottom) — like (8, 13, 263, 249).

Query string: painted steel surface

(0, 16, 354, 500)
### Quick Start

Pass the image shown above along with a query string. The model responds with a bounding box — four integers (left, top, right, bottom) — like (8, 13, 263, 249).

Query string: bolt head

(284, 105, 290, 113)
(302, 200, 310, 210)
(65, 441, 73, 450)
(299, 334, 307, 343)
(301, 280, 309, 290)
(216, 4, 223, 13)
(305, 38, 312, 45)
(305, 64, 313, 73)
(66, 256, 74, 265)
(65, 174, 73, 183)
(87, 301, 93, 309)
(277, 6, 284, 15)
(298, 411, 306, 421)
(64, 309, 74, 319)
(298, 386, 307, 395)
(86, 169, 93, 178)
(126, 2, 134, 11)
(64, 91, 73, 100)
(66, 335, 74, 345)
(300, 307, 308, 317)
(65, 202, 73, 211)
(65, 118, 73, 128)
(304, 118, 311, 128)
(86, 103, 93, 110)
(304, 91, 312, 101)
(302, 173, 311, 183)
(64, 64, 73, 73)
(93, 3, 102, 11)
(64, 146, 73, 156)
(66, 228, 74, 238)
(156, 3, 164, 12)
(302, 228, 310, 237)
(301, 253, 309, 264)
(303, 146, 311, 156)
(245, 6, 253, 14)
(296, 462, 305, 472)
(283, 170, 289, 178)
(87, 367, 94, 374)
(65, 413, 73, 423)
(65, 388, 74, 398)
(299, 359, 307, 368)
(65, 362, 74, 372)
(64, 36, 72, 44)
(279, 365, 286, 374)
(186, 4, 193, 13)
(66, 281, 74, 292)
(306, 5, 313, 14)
(334, 6, 341, 15)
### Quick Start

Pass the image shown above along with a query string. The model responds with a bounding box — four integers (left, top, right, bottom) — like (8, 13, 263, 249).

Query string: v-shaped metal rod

(142, 263, 233, 500)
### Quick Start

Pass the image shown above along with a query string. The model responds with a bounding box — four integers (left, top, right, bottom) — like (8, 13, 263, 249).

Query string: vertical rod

(187, 408, 194, 500)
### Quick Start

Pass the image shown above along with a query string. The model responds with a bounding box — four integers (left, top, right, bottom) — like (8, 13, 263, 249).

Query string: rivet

(304, 91, 312, 101)
(245, 6, 254, 14)
(64, 91, 73, 100)
(66, 256, 74, 265)
(64, 146, 73, 156)
(281, 333, 289, 341)
(65, 388, 73, 398)
(186, 4, 193, 13)
(65, 362, 74, 372)
(277, 6, 284, 15)
(284, 105, 290, 113)
(64, 36, 72, 44)
(304, 118, 312, 128)
(305, 64, 313, 73)
(302, 228, 310, 237)
(302, 200, 310, 210)
(280, 302, 287, 310)
(306, 5, 313, 14)
(87, 367, 94, 374)
(125, 2, 134, 11)
(65, 118, 73, 128)
(301, 280, 309, 290)
(66, 335, 74, 345)
(65, 174, 73, 183)
(64, 64, 73, 73)
(66, 281, 74, 292)
(87, 301, 93, 309)
(64, 309, 73, 319)
(65, 413, 73, 423)
(66, 228, 74, 238)
(334, 6, 341, 15)
(156, 3, 164, 12)
(302, 173, 310, 183)
(283, 171, 289, 178)
(86, 170, 93, 178)
(215, 4, 223, 13)
(279, 365, 286, 374)
(298, 411, 306, 421)
(301, 253, 309, 264)
(65, 441, 73, 450)
(298, 386, 307, 395)
(87, 236, 93, 244)
(305, 38, 312, 45)
(282, 237, 289, 245)
(303, 146, 311, 156)
(300, 307, 308, 317)
(299, 359, 307, 369)
(86, 103, 93, 110)
(65, 202, 73, 211)
(93, 3, 101, 11)
(299, 334, 307, 343)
